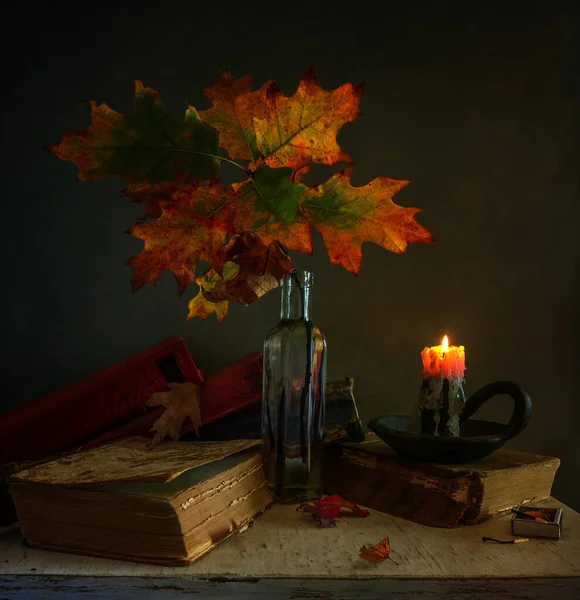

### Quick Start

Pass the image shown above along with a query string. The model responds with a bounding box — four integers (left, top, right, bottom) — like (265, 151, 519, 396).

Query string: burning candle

(421, 335, 466, 380)
(417, 335, 467, 437)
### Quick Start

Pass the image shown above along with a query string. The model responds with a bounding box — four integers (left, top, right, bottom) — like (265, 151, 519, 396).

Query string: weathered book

(9, 437, 274, 565)
(323, 437, 560, 528)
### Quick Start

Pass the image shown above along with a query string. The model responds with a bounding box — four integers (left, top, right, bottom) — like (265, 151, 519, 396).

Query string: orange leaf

(200, 70, 273, 165)
(125, 182, 234, 294)
(301, 167, 436, 275)
(359, 537, 394, 563)
(315, 494, 370, 518)
(144, 382, 202, 448)
(253, 67, 363, 172)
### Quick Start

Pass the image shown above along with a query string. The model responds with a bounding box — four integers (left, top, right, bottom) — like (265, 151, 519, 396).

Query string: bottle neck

(280, 272, 313, 321)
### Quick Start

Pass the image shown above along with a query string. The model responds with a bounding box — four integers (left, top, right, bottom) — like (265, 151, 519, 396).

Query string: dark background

(2, 2, 579, 508)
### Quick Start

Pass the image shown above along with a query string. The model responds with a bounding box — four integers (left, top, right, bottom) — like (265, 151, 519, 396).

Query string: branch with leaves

(48, 68, 435, 321)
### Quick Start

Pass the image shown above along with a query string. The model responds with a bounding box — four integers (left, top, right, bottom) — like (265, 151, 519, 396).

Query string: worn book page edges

(11, 437, 261, 484)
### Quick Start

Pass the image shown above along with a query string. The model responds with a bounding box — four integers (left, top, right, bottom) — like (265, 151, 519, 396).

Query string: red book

(0, 337, 262, 464)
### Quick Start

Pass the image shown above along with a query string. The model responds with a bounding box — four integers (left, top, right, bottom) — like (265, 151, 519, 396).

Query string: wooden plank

(1, 499, 579, 579)
(0, 576, 579, 600)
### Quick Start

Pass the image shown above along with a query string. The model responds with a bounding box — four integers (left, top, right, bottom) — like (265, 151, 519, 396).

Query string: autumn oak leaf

(296, 503, 338, 527)
(200, 70, 273, 165)
(208, 233, 294, 303)
(253, 67, 363, 172)
(186, 262, 239, 322)
(315, 494, 370, 518)
(301, 168, 435, 274)
(48, 80, 219, 191)
(297, 494, 370, 527)
(121, 182, 182, 221)
(126, 182, 233, 294)
(145, 382, 202, 448)
(233, 166, 312, 253)
(359, 537, 397, 564)
(187, 236, 294, 321)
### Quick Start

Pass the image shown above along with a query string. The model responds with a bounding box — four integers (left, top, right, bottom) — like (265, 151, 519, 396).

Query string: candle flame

(441, 335, 449, 353)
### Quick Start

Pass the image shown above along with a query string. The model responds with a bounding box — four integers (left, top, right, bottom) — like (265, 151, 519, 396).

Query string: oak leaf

(253, 67, 363, 171)
(126, 182, 234, 294)
(359, 537, 397, 564)
(200, 70, 273, 165)
(186, 262, 239, 322)
(301, 168, 435, 274)
(187, 236, 294, 321)
(145, 382, 202, 448)
(232, 166, 312, 253)
(296, 494, 370, 527)
(315, 494, 370, 518)
(296, 503, 338, 528)
(48, 80, 219, 191)
(122, 182, 181, 221)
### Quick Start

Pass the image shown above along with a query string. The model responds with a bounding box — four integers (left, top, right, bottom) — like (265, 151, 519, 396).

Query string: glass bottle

(261, 271, 327, 504)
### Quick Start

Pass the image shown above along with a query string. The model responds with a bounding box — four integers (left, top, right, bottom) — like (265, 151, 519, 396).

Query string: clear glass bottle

(261, 271, 327, 504)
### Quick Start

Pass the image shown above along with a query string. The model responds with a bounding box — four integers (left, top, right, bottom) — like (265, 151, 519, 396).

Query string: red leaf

(296, 503, 338, 527)
(359, 537, 394, 563)
(315, 494, 370, 518)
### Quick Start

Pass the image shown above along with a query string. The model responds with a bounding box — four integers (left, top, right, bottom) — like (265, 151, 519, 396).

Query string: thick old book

(9, 437, 273, 565)
(323, 437, 560, 528)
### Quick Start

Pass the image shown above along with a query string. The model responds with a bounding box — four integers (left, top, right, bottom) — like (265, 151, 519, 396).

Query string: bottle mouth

(281, 271, 314, 287)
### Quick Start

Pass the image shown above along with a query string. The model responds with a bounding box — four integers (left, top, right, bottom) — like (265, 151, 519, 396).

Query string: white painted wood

(1, 498, 579, 579)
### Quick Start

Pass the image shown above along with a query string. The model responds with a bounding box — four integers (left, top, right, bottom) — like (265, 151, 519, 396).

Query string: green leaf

(232, 166, 312, 253)
(48, 80, 220, 190)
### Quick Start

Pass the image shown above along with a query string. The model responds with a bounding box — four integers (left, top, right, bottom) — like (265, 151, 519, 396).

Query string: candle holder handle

(460, 381, 532, 440)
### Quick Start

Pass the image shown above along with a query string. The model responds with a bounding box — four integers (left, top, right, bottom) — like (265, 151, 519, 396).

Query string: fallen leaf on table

(144, 382, 202, 448)
(359, 537, 397, 564)
(296, 494, 369, 527)
(315, 494, 370, 518)
(296, 503, 338, 527)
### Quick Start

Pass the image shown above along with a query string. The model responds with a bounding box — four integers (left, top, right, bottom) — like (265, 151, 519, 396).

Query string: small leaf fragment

(315, 494, 370, 518)
(145, 382, 202, 448)
(186, 264, 239, 322)
(186, 237, 294, 321)
(296, 494, 369, 527)
(296, 503, 338, 527)
(359, 537, 394, 563)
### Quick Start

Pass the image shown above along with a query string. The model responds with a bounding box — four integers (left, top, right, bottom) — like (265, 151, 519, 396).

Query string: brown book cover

(323, 436, 560, 528)
(9, 437, 274, 565)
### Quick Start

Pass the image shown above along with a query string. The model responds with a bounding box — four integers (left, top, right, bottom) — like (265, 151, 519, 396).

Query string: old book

(9, 437, 274, 565)
(323, 437, 560, 528)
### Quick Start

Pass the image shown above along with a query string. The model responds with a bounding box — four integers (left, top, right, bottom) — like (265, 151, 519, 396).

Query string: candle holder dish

(367, 381, 532, 464)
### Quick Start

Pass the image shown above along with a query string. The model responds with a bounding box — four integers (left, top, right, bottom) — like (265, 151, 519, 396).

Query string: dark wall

(2, 2, 579, 508)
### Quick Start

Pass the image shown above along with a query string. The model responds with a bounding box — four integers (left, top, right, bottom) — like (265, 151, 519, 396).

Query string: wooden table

(1, 498, 579, 599)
